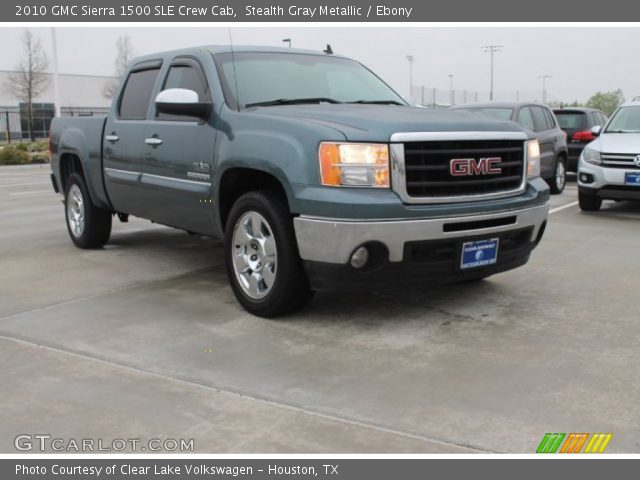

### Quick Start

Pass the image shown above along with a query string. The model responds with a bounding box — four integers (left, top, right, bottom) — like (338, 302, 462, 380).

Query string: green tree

(586, 89, 625, 115)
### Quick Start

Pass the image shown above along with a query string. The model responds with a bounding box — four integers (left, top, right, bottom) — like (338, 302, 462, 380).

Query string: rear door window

(517, 107, 535, 131)
(531, 106, 551, 132)
(543, 108, 557, 129)
(119, 67, 161, 120)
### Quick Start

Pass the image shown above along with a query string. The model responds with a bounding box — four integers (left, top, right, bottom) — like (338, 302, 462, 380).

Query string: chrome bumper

(293, 202, 549, 264)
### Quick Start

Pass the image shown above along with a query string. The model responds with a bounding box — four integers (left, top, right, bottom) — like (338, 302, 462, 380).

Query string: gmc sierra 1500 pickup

(50, 46, 550, 317)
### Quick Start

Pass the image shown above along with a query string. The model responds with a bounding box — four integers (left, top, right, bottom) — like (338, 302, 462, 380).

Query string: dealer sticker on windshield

(461, 238, 499, 269)
(625, 172, 640, 186)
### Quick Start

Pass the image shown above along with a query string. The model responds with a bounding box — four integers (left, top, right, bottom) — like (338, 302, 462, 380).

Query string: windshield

(458, 107, 513, 121)
(605, 106, 640, 133)
(554, 111, 586, 130)
(214, 52, 406, 109)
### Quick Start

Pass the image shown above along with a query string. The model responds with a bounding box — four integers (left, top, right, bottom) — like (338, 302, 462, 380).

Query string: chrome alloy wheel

(67, 184, 85, 238)
(231, 211, 278, 300)
(556, 160, 566, 191)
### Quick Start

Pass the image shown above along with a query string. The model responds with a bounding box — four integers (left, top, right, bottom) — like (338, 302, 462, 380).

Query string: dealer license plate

(461, 238, 499, 269)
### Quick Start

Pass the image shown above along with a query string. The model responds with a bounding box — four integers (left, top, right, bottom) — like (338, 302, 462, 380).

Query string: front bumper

(578, 160, 640, 200)
(294, 202, 549, 292)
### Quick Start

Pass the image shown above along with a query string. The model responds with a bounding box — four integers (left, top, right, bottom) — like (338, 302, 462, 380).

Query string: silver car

(578, 98, 640, 211)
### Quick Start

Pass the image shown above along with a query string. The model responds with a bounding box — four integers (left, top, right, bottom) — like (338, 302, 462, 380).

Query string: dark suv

(452, 102, 569, 194)
(553, 107, 608, 172)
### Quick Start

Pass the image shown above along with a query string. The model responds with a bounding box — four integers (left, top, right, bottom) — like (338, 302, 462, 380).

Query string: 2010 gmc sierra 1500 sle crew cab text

(49, 46, 550, 317)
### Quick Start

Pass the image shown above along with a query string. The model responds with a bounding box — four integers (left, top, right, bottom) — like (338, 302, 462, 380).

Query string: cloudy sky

(0, 26, 637, 103)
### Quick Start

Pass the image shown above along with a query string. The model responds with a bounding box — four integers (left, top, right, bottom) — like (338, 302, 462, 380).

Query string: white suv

(577, 98, 640, 211)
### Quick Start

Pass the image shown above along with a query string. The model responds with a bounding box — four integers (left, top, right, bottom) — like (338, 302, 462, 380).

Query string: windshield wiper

(244, 97, 342, 108)
(605, 129, 640, 133)
(347, 100, 405, 105)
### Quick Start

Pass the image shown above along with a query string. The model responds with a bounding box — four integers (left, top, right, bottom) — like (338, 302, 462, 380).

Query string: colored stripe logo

(537, 433, 612, 453)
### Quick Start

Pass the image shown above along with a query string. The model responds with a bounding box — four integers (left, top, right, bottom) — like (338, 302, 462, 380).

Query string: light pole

(406, 55, 415, 99)
(282, 38, 291, 48)
(481, 44, 503, 101)
(448, 74, 454, 106)
(538, 75, 552, 104)
(51, 27, 61, 117)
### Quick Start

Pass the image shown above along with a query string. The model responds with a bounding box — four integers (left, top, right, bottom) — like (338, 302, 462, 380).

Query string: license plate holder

(460, 238, 499, 270)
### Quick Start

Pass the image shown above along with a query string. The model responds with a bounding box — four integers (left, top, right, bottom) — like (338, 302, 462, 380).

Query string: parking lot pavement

(1, 166, 639, 453)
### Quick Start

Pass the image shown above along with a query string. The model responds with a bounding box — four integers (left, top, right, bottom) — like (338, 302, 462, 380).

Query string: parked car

(49, 46, 549, 317)
(553, 107, 608, 172)
(452, 102, 569, 194)
(577, 98, 640, 211)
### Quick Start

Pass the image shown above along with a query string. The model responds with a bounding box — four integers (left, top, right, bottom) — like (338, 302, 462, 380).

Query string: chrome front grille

(601, 153, 640, 169)
(390, 132, 528, 204)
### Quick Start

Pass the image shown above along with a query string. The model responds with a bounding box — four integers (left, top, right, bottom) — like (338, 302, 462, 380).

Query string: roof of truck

(131, 45, 346, 64)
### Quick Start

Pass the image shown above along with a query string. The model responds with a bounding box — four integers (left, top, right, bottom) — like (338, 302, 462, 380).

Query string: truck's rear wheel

(64, 173, 112, 248)
(225, 191, 312, 317)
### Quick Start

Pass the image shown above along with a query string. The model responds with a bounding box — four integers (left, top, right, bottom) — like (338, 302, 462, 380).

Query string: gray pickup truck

(50, 46, 550, 317)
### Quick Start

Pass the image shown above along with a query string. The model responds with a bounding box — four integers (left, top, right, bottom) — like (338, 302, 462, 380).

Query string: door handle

(145, 137, 163, 146)
(105, 134, 119, 143)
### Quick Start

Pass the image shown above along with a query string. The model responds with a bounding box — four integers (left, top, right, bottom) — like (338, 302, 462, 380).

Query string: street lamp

(282, 38, 291, 48)
(538, 75, 552, 104)
(481, 44, 503, 101)
(51, 27, 61, 117)
(448, 74, 454, 106)
(406, 55, 415, 98)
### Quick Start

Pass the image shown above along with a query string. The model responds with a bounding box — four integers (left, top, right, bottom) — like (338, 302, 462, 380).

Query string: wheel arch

(217, 167, 293, 233)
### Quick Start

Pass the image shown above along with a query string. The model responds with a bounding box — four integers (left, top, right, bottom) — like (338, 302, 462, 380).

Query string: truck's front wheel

(225, 191, 312, 318)
(64, 173, 112, 248)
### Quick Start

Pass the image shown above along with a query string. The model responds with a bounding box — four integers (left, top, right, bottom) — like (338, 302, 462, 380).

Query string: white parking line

(8, 190, 52, 196)
(550, 201, 579, 214)
(0, 181, 50, 188)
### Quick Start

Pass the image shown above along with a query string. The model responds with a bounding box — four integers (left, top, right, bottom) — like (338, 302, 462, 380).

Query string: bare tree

(8, 30, 50, 141)
(102, 35, 135, 99)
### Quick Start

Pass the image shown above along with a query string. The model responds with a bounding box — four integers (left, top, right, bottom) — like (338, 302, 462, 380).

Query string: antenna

(323, 44, 333, 55)
(227, 27, 241, 111)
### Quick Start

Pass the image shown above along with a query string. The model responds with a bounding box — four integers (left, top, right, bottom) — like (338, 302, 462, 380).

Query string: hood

(248, 104, 527, 142)
(592, 132, 640, 154)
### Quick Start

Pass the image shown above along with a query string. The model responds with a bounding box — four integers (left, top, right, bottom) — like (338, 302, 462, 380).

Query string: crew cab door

(103, 61, 162, 218)
(140, 57, 216, 234)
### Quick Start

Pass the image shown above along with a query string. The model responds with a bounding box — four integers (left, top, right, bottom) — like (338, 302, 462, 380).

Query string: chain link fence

(410, 86, 555, 107)
(0, 106, 109, 142)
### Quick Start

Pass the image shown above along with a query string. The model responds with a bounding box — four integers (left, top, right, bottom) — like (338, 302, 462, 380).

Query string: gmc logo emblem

(450, 157, 502, 176)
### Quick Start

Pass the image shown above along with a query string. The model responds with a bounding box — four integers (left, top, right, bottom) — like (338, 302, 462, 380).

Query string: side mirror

(155, 88, 211, 118)
(591, 125, 602, 137)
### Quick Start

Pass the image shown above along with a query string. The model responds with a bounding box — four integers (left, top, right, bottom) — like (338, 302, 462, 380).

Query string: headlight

(319, 142, 390, 187)
(526, 139, 541, 179)
(581, 146, 602, 165)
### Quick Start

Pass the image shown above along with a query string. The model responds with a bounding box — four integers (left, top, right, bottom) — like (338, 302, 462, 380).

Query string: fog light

(579, 172, 594, 184)
(350, 246, 369, 269)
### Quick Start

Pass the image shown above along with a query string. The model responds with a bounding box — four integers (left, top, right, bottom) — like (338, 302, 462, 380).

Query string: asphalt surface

(1, 164, 639, 453)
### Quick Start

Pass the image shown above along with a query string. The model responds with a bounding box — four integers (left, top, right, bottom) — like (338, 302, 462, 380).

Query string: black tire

(64, 173, 112, 248)
(548, 157, 567, 194)
(224, 191, 312, 317)
(578, 191, 602, 212)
